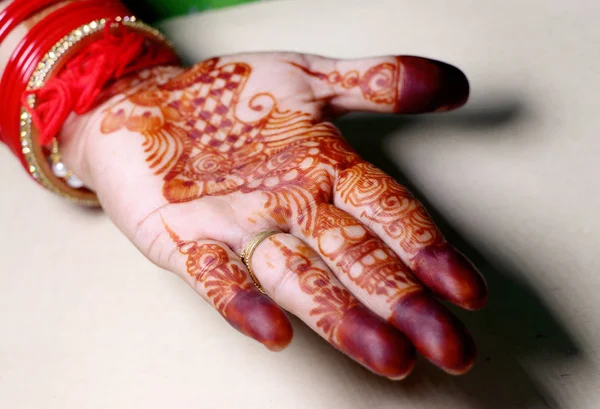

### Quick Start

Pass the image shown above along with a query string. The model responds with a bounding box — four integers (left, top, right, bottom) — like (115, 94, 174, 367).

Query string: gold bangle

(20, 16, 175, 206)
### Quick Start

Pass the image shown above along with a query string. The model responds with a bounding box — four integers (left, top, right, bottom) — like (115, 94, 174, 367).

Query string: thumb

(289, 54, 469, 116)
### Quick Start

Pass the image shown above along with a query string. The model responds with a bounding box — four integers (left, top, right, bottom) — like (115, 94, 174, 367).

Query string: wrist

(60, 64, 186, 193)
(59, 110, 95, 190)
(0, 1, 133, 202)
(1, 0, 180, 203)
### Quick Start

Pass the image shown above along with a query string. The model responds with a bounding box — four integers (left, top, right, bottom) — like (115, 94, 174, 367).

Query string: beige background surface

(1, 0, 599, 408)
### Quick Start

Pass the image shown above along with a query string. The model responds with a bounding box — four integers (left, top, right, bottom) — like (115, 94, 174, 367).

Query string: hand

(61, 52, 487, 379)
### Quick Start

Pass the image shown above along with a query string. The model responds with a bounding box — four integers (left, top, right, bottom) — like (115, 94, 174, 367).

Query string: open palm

(71, 52, 487, 379)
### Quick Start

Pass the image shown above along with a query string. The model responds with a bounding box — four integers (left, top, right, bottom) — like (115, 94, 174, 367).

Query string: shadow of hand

(330, 101, 583, 409)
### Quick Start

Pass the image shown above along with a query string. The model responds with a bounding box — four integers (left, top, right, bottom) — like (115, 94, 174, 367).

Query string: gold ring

(241, 230, 280, 293)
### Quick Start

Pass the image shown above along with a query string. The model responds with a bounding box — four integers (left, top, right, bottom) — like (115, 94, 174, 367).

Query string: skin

(78, 53, 486, 378)
(1, 0, 488, 380)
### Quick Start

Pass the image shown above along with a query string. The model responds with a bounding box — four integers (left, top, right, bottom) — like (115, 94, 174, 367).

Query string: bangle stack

(0, 1, 180, 206)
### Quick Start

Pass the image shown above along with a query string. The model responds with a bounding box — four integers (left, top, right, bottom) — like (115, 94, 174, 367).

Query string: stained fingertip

(396, 56, 470, 114)
(225, 289, 294, 351)
(413, 243, 488, 310)
(390, 291, 476, 375)
(337, 306, 416, 379)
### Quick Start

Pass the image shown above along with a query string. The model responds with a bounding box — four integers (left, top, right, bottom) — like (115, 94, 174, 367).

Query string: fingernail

(225, 289, 293, 351)
(396, 56, 470, 113)
(390, 291, 476, 375)
(413, 243, 488, 310)
(337, 305, 416, 378)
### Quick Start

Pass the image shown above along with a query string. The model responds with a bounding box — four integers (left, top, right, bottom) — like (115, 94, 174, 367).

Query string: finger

(288, 54, 469, 115)
(335, 162, 488, 310)
(248, 232, 416, 379)
(293, 204, 476, 375)
(162, 224, 293, 351)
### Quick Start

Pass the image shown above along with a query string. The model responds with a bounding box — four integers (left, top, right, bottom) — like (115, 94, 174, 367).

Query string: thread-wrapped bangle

(19, 16, 177, 205)
(0, 0, 180, 205)
(0, 0, 131, 162)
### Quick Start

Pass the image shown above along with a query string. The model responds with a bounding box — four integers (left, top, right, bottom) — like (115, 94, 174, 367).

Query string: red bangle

(0, 0, 179, 205)
(0, 0, 66, 147)
(0, 0, 64, 45)
(0, 0, 130, 165)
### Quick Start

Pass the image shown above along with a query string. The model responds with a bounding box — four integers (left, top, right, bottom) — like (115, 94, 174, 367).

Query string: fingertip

(264, 338, 292, 352)
(337, 306, 416, 379)
(396, 56, 470, 114)
(225, 289, 294, 351)
(413, 243, 488, 310)
(390, 291, 477, 374)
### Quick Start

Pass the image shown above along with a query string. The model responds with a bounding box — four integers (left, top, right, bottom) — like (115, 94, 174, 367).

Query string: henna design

(313, 204, 420, 304)
(97, 55, 484, 374)
(95, 55, 482, 374)
(288, 61, 399, 105)
(164, 224, 293, 350)
(100, 58, 448, 309)
(336, 162, 443, 255)
(289, 57, 473, 114)
(165, 224, 253, 312)
(272, 238, 359, 338)
(101, 58, 357, 232)
(271, 237, 415, 378)
(335, 162, 487, 310)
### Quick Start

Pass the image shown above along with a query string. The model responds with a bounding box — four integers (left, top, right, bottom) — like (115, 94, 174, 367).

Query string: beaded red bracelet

(0, 0, 180, 205)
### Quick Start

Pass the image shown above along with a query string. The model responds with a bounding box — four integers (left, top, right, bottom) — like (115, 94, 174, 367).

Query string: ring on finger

(241, 230, 280, 293)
